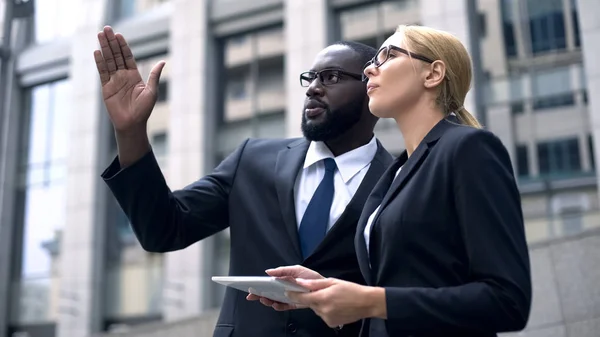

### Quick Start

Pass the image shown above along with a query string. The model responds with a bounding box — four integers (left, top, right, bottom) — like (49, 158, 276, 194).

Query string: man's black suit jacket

(101, 137, 393, 337)
(354, 119, 532, 337)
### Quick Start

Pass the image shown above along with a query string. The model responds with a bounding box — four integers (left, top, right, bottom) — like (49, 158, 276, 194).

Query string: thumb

(146, 60, 166, 94)
(266, 266, 301, 277)
(295, 278, 335, 291)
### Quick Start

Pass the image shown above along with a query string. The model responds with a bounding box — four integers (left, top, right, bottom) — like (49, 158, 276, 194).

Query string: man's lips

(305, 100, 327, 118)
(305, 107, 325, 118)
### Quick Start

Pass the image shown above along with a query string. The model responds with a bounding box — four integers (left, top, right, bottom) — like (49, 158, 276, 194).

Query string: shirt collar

(303, 136, 378, 183)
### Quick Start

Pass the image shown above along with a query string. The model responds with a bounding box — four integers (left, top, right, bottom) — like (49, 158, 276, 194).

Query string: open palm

(93, 26, 165, 132)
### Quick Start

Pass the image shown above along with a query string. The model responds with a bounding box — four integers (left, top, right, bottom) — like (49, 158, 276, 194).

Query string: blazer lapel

(306, 141, 393, 263)
(369, 117, 459, 233)
(355, 157, 403, 284)
(275, 139, 310, 260)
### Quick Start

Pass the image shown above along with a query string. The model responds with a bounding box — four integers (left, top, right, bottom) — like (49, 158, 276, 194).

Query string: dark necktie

(298, 158, 337, 259)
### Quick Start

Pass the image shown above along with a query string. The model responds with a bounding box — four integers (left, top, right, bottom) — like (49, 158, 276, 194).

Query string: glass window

(532, 67, 575, 110)
(117, 0, 137, 20)
(509, 74, 525, 113)
(337, 2, 399, 48)
(114, 0, 171, 21)
(151, 132, 168, 167)
(537, 138, 581, 176)
(500, 0, 518, 57)
(589, 135, 595, 170)
(221, 27, 285, 123)
(104, 199, 163, 324)
(527, 0, 567, 54)
(516, 145, 530, 177)
(571, 0, 581, 47)
(34, 0, 79, 43)
(157, 82, 168, 102)
(11, 79, 71, 325)
(227, 77, 248, 100)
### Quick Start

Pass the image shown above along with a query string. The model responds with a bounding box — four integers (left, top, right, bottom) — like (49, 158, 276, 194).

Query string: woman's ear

(423, 60, 446, 89)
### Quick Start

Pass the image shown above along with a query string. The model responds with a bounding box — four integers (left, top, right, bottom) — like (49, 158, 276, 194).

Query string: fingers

(295, 278, 336, 291)
(104, 26, 126, 70)
(246, 294, 298, 311)
(93, 50, 110, 85)
(285, 290, 318, 306)
(265, 265, 303, 277)
(246, 294, 261, 301)
(116, 33, 137, 70)
(147, 61, 166, 94)
(272, 302, 297, 311)
(97, 30, 116, 74)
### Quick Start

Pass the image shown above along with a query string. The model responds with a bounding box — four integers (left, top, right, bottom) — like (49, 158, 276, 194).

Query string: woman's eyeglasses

(362, 45, 435, 81)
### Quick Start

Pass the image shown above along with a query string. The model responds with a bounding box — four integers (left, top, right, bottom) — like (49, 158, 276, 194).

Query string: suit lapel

(306, 141, 392, 263)
(275, 139, 310, 260)
(372, 118, 457, 221)
(360, 117, 460, 282)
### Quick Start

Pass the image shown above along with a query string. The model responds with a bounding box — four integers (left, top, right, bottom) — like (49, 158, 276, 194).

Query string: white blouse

(364, 166, 402, 260)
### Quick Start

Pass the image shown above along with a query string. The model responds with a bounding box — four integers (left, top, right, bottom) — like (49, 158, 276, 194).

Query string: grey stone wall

(92, 230, 600, 337)
(92, 311, 219, 337)
(504, 229, 600, 337)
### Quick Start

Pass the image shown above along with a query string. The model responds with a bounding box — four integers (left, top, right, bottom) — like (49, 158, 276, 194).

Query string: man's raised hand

(93, 25, 165, 133)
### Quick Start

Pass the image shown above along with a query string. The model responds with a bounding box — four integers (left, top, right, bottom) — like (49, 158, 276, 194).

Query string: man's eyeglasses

(362, 45, 435, 81)
(300, 68, 364, 87)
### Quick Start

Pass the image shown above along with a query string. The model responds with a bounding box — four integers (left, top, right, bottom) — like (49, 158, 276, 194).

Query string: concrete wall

(92, 231, 600, 337)
(504, 230, 600, 337)
(92, 311, 219, 337)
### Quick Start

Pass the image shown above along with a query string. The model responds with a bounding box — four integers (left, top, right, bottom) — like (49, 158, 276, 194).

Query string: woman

(248, 24, 532, 336)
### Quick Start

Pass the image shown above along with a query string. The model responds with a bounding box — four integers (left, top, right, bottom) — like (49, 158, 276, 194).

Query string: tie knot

(323, 158, 337, 172)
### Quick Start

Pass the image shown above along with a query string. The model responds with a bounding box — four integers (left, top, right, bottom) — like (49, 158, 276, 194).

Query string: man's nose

(306, 77, 324, 97)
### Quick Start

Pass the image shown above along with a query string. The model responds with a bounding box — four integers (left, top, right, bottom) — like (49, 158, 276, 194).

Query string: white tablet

(211, 276, 309, 304)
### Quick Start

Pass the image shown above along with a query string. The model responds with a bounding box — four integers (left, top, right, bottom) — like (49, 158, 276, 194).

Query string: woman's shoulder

(441, 122, 502, 148)
(440, 123, 510, 165)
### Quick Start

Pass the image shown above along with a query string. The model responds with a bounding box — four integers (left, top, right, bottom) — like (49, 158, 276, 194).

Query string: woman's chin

(368, 102, 392, 119)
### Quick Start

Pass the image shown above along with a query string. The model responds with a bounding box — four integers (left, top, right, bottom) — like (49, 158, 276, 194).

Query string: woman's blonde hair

(396, 25, 482, 128)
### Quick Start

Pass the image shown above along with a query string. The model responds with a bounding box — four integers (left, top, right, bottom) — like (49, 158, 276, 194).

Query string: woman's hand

(286, 278, 387, 328)
(246, 265, 324, 311)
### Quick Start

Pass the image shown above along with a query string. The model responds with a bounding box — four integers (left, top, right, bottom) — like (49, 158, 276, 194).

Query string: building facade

(1, 0, 600, 336)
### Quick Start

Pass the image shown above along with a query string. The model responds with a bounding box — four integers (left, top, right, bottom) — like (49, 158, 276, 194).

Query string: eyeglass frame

(299, 68, 364, 87)
(362, 45, 435, 81)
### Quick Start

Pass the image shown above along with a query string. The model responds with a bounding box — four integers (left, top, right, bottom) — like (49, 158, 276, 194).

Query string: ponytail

(455, 107, 482, 129)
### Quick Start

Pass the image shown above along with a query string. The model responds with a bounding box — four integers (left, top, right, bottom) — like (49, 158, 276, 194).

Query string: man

(94, 25, 393, 337)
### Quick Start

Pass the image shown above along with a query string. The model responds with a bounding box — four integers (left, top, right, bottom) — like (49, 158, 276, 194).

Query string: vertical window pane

(537, 138, 582, 176)
(49, 81, 71, 164)
(571, 0, 581, 47)
(221, 27, 285, 124)
(115, 0, 171, 21)
(338, 2, 397, 48)
(104, 200, 163, 322)
(589, 135, 595, 170)
(500, 0, 518, 57)
(13, 79, 71, 325)
(34, 0, 79, 43)
(532, 67, 575, 110)
(516, 145, 530, 177)
(527, 0, 567, 54)
(28, 86, 51, 166)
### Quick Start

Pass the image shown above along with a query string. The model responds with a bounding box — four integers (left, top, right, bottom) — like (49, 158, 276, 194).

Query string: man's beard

(301, 98, 365, 142)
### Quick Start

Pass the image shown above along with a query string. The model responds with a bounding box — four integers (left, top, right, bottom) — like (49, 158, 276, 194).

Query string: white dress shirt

(364, 166, 402, 258)
(294, 136, 378, 231)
